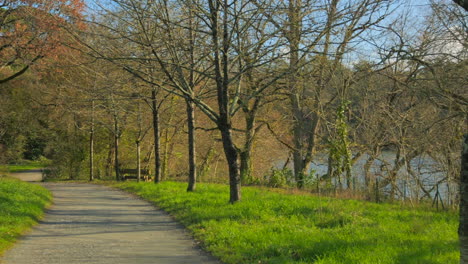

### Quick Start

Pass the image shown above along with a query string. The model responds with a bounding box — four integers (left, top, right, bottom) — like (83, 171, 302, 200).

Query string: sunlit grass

(0, 178, 52, 255)
(0, 160, 48, 173)
(115, 181, 459, 264)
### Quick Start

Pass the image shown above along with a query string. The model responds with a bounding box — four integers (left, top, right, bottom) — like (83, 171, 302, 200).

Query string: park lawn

(0, 178, 52, 255)
(115, 181, 459, 264)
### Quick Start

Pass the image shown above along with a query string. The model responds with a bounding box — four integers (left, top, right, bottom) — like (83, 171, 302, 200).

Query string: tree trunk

(364, 155, 375, 198)
(137, 140, 141, 182)
(162, 100, 175, 180)
(186, 99, 197, 192)
(89, 109, 94, 182)
(240, 112, 256, 184)
(114, 134, 120, 181)
(288, 0, 310, 189)
(364, 156, 373, 187)
(199, 144, 215, 181)
(209, 0, 241, 203)
(293, 153, 309, 188)
(240, 150, 252, 184)
(186, 6, 197, 192)
(162, 131, 169, 179)
(114, 117, 120, 181)
(459, 134, 468, 264)
(152, 89, 161, 183)
(219, 122, 241, 203)
(105, 138, 115, 178)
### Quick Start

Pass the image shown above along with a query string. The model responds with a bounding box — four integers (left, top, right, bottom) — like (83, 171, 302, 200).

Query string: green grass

(0, 178, 52, 255)
(115, 181, 459, 264)
(0, 161, 48, 174)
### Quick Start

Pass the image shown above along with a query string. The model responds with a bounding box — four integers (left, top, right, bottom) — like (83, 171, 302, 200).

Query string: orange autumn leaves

(0, 0, 85, 83)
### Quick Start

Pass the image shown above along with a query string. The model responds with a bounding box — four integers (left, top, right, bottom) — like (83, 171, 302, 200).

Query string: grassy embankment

(115, 181, 458, 264)
(0, 161, 48, 174)
(0, 178, 52, 255)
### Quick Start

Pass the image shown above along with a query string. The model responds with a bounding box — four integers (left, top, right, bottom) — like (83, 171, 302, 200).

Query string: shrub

(264, 168, 294, 188)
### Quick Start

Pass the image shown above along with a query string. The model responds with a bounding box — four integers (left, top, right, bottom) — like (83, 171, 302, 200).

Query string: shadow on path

(0, 183, 220, 264)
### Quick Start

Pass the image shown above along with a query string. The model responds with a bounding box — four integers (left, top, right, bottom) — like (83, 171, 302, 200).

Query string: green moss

(0, 178, 52, 255)
(115, 181, 459, 264)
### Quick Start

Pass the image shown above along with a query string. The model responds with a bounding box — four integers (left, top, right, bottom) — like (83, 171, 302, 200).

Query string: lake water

(299, 151, 458, 205)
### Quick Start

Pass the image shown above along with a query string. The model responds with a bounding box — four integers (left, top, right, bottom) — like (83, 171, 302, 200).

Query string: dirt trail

(0, 183, 220, 264)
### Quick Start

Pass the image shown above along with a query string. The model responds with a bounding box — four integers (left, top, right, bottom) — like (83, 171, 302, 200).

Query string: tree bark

(460, 133, 468, 264)
(114, 116, 120, 181)
(89, 130, 94, 181)
(89, 101, 94, 182)
(240, 150, 252, 184)
(219, 122, 241, 203)
(240, 112, 256, 184)
(162, 131, 169, 179)
(287, 0, 310, 189)
(137, 140, 141, 182)
(186, 5, 197, 192)
(105, 138, 115, 178)
(209, 0, 241, 202)
(186, 99, 197, 192)
(152, 89, 161, 183)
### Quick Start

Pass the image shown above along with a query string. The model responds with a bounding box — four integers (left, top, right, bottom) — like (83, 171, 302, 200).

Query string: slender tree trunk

(240, 150, 252, 184)
(152, 89, 161, 183)
(143, 143, 154, 169)
(89, 101, 94, 182)
(199, 144, 215, 180)
(162, 99, 175, 179)
(239, 113, 255, 184)
(137, 140, 141, 182)
(209, 0, 241, 202)
(345, 154, 352, 190)
(240, 113, 255, 184)
(186, 99, 197, 192)
(106, 138, 115, 177)
(162, 129, 178, 180)
(114, 135, 120, 181)
(460, 134, 468, 264)
(89, 132, 94, 181)
(162, 130, 169, 178)
(363, 155, 375, 198)
(364, 156, 374, 188)
(186, 6, 197, 192)
(114, 117, 120, 181)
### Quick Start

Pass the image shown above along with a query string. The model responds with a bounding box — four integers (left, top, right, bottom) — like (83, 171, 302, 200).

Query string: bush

(264, 168, 293, 188)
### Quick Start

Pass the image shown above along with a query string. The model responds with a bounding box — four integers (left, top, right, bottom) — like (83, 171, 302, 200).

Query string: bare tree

(254, 0, 393, 188)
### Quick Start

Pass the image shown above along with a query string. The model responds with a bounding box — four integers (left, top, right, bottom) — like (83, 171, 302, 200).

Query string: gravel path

(0, 183, 220, 264)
